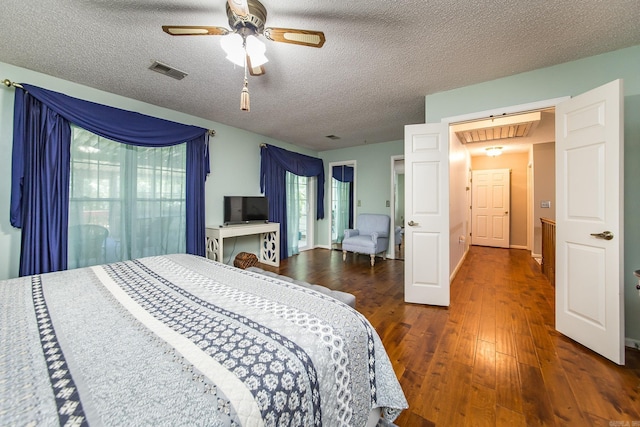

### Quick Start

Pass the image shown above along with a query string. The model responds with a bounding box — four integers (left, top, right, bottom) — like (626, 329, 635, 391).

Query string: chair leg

(370, 254, 375, 266)
(343, 250, 347, 261)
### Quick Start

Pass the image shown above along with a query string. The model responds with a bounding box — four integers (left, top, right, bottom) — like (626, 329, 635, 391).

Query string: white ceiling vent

(149, 61, 188, 80)
(452, 111, 542, 144)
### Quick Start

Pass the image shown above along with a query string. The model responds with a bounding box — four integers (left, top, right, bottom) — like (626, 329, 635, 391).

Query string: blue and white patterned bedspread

(0, 254, 407, 426)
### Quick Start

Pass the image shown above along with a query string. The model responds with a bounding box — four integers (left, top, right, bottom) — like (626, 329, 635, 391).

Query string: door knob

(590, 231, 614, 240)
(408, 220, 419, 226)
(504, 211, 509, 215)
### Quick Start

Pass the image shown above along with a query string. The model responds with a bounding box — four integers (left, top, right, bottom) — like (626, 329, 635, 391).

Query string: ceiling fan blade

(247, 55, 266, 76)
(264, 28, 326, 48)
(162, 26, 229, 36)
(227, 0, 249, 17)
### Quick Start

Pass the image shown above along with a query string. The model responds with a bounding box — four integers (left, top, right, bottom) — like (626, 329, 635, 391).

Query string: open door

(404, 123, 449, 305)
(555, 79, 624, 364)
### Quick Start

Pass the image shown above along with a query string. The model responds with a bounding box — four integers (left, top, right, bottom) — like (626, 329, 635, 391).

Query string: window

(286, 173, 315, 256)
(68, 126, 187, 268)
(331, 177, 350, 244)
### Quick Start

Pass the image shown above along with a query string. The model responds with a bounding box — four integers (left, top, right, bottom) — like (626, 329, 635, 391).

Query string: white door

(404, 123, 449, 305)
(556, 79, 624, 365)
(471, 169, 510, 248)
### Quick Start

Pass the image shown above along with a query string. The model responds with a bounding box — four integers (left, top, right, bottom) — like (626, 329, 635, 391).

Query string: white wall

(449, 132, 471, 275)
(532, 142, 555, 255)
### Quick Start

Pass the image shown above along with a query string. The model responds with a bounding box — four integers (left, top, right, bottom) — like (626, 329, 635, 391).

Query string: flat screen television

(223, 196, 269, 225)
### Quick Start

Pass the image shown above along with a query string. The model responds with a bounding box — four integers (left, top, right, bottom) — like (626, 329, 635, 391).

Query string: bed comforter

(0, 254, 407, 426)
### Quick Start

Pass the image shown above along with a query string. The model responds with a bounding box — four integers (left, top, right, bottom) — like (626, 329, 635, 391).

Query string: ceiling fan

(162, 0, 326, 77)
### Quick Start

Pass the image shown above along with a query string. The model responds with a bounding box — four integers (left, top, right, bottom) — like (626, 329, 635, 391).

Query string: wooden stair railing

(541, 217, 556, 286)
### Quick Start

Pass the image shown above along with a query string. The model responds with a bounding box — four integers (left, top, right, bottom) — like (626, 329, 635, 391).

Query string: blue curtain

(11, 92, 71, 276)
(332, 165, 354, 182)
(259, 144, 324, 260)
(10, 84, 210, 276)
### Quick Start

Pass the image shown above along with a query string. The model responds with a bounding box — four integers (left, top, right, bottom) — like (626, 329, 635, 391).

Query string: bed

(0, 254, 407, 426)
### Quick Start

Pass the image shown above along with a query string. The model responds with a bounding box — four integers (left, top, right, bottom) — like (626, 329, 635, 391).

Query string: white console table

(206, 223, 280, 267)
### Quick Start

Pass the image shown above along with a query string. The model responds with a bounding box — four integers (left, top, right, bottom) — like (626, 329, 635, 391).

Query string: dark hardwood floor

(257, 246, 640, 426)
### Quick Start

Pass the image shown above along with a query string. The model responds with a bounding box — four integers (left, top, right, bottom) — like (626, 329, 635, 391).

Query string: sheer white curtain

(68, 126, 187, 269)
(285, 171, 301, 257)
(332, 178, 350, 243)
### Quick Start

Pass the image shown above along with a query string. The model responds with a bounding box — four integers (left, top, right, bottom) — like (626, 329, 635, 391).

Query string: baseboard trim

(450, 247, 469, 282)
(625, 337, 640, 351)
(510, 245, 528, 250)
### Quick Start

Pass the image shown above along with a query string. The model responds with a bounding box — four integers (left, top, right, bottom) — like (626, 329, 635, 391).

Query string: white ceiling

(1, 0, 638, 152)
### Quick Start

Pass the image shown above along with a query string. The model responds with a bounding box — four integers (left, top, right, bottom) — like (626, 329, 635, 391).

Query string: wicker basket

(234, 252, 258, 269)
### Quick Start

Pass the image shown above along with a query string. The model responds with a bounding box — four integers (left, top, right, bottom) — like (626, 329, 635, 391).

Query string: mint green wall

(425, 45, 640, 345)
(317, 140, 404, 247)
(0, 61, 315, 279)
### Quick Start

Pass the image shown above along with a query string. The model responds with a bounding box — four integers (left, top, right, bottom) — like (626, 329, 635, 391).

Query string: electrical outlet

(357, 200, 361, 207)
(386, 200, 390, 207)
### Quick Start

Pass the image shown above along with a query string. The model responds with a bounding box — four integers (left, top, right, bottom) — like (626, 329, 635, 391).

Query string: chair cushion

(354, 214, 390, 238)
(342, 235, 377, 252)
(245, 266, 356, 308)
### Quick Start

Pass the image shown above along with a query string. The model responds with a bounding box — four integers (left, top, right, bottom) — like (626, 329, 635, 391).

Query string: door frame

(443, 96, 569, 258)
(390, 155, 405, 259)
(327, 160, 357, 249)
(410, 90, 625, 361)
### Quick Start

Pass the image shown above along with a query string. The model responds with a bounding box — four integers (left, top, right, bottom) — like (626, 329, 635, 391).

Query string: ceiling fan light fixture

(248, 52, 268, 67)
(225, 52, 246, 67)
(245, 35, 265, 55)
(220, 33, 244, 65)
(485, 146, 503, 157)
(245, 35, 268, 66)
(221, 34, 268, 67)
(164, 0, 326, 112)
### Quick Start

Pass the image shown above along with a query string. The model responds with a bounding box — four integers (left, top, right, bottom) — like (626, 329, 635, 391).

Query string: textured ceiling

(1, 0, 639, 151)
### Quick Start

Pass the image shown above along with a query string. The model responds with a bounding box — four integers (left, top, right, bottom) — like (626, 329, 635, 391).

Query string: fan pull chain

(241, 77, 250, 111)
(240, 37, 250, 112)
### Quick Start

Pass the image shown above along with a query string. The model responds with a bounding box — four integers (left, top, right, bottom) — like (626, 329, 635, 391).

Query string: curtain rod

(2, 78, 23, 89)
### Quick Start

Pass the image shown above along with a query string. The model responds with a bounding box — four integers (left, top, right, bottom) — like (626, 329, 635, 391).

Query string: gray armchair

(342, 214, 390, 266)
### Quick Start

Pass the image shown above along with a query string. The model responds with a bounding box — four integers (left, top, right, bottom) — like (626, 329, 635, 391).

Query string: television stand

(206, 222, 280, 267)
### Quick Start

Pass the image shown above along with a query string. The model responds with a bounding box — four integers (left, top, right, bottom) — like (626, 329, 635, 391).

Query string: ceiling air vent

(149, 61, 188, 80)
(325, 135, 340, 140)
